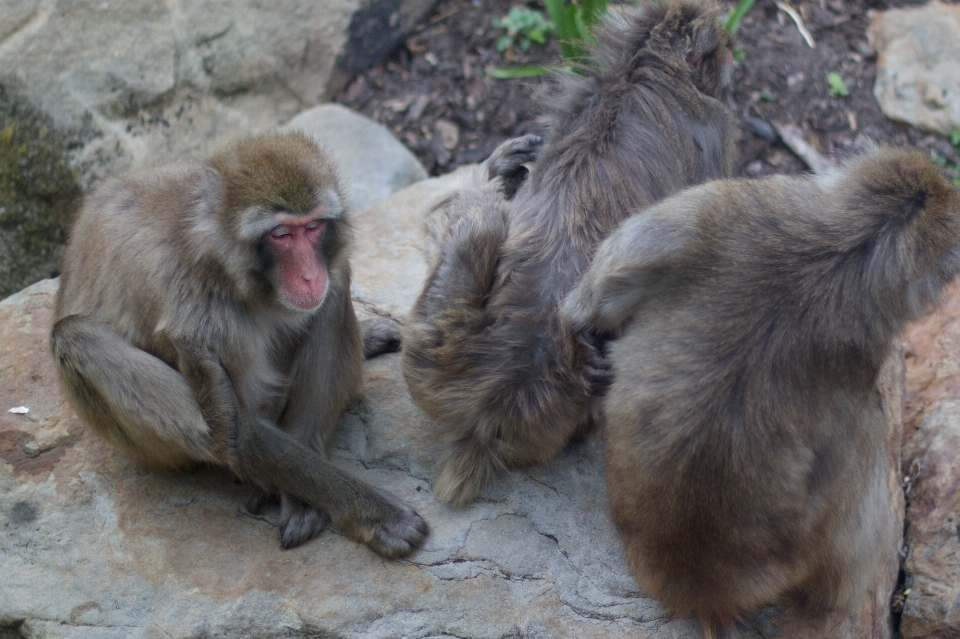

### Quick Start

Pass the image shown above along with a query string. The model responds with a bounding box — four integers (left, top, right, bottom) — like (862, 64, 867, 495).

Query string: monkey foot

(279, 494, 330, 549)
(360, 316, 403, 359)
(486, 134, 543, 199)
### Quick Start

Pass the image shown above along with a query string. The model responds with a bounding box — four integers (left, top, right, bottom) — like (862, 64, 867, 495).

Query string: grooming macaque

(402, 0, 740, 505)
(563, 148, 960, 636)
(51, 131, 427, 557)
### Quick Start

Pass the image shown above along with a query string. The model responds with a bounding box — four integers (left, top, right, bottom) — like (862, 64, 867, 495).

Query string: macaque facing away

(402, 0, 740, 505)
(563, 148, 960, 636)
(51, 131, 427, 557)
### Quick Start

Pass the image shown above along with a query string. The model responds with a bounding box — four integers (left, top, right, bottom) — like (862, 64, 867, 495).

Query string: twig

(775, 0, 815, 48)
(772, 122, 835, 174)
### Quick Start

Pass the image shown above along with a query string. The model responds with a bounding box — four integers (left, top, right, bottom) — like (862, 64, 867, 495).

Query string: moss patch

(0, 85, 82, 299)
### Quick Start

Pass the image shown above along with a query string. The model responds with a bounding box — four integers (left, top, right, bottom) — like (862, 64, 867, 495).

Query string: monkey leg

(175, 317, 428, 558)
(50, 315, 217, 469)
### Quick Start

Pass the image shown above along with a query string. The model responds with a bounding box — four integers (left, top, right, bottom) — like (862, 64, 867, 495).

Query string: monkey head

(204, 131, 349, 312)
(599, 0, 733, 99)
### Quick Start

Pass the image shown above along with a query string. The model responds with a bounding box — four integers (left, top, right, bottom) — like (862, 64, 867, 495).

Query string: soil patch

(335, 0, 960, 178)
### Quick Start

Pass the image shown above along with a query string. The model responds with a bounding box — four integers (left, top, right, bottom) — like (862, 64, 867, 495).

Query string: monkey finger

(279, 493, 330, 549)
(583, 363, 615, 397)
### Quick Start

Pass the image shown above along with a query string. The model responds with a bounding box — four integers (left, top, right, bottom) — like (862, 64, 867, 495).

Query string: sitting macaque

(563, 147, 960, 636)
(52, 131, 427, 557)
(402, 0, 740, 505)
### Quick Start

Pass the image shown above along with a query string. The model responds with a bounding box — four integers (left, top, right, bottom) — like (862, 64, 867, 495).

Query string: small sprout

(951, 128, 960, 148)
(827, 72, 850, 98)
(732, 48, 745, 62)
(493, 7, 554, 54)
(760, 89, 776, 102)
(903, 588, 912, 596)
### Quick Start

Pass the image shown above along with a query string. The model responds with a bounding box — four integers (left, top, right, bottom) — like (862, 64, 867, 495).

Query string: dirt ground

(335, 0, 960, 179)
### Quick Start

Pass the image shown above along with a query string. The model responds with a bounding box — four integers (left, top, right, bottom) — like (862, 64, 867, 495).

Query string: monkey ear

(565, 206, 700, 333)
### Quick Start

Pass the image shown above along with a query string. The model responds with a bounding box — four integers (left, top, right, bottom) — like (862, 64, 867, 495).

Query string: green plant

(725, 0, 756, 35)
(489, 0, 608, 78)
(493, 7, 555, 53)
(543, 0, 608, 66)
(951, 128, 960, 149)
(930, 150, 960, 190)
(827, 72, 850, 98)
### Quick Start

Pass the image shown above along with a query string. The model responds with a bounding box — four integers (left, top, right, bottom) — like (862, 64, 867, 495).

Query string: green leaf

(732, 48, 745, 63)
(827, 72, 850, 98)
(488, 65, 551, 79)
(951, 128, 960, 148)
(726, 0, 756, 35)
(496, 34, 513, 52)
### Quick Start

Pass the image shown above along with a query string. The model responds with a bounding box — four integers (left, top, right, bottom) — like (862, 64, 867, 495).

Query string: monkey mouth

(284, 276, 329, 311)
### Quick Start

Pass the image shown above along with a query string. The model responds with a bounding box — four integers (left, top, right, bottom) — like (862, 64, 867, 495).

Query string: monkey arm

(563, 205, 702, 334)
(51, 315, 218, 469)
(172, 333, 428, 558)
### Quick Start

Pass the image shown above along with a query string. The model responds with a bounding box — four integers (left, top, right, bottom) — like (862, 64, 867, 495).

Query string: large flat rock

(0, 174, 907, 637)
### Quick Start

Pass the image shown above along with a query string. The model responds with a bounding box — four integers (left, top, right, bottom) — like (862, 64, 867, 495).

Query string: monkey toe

(279, 494, 329, 549)
(367, 506, 429, 559)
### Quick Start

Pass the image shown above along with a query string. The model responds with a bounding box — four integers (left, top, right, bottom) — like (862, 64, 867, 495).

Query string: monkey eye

(305, 219, 324, 230)
(269, 225, 292, 239)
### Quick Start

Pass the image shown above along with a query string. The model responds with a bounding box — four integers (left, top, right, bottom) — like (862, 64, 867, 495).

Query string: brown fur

(563, 147, 960, 629)
(402, 0, 740, 505)
(51, 131, 427, 557)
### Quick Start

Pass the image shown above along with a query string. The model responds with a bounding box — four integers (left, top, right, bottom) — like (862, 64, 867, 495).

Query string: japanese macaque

(402, 0, 740, 505)
(51, 131, 427, 557)
(563, 148, 960, 636)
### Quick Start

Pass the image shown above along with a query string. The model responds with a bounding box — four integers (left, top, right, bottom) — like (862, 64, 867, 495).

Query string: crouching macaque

(563, 148, 960, 636)
(402, 0, 740, 505)
(51, 131, 427, 557)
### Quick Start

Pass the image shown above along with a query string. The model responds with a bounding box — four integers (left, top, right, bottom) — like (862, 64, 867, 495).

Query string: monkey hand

(576, 330, 614, 397)
(331, 487, 429, 559)
(485, 134, 543, 199)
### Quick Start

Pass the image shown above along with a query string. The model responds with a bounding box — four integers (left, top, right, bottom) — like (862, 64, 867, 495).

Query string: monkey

(50, 130, 428, 557)
(401, 0, 740, 505)
(562, 147, 960, 636)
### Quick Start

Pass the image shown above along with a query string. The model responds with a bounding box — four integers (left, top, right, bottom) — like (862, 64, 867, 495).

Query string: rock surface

(868, 1, 960, 136)
(0, 88, 81, 299)
(285, 104, 428, 214)
(0, 168, 908, 638)
(900, 283, 960, 638)
(0, 0, 436, 297)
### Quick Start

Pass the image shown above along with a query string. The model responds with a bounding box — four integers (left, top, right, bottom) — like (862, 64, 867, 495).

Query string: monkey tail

(433, 432, 508, 506)
(699, 613, 735, 639)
